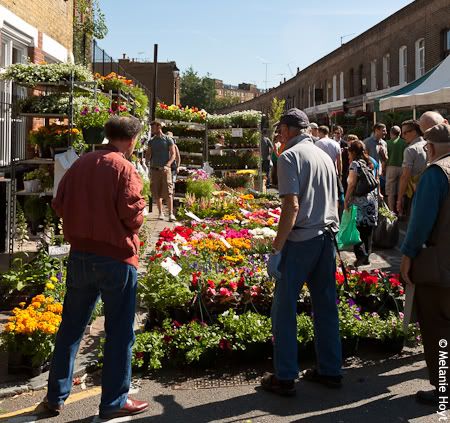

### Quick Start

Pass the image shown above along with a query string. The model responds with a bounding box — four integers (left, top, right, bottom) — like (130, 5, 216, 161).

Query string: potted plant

(1, 295, 63, 376)
(75, 105, 111, 144)
(23, 169, 41, 193)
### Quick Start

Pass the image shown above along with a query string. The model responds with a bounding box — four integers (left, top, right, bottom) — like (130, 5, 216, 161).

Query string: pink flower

(219, 287, 232, 297)
(229, 282, 238, 291)
(206, 287, 217, 296)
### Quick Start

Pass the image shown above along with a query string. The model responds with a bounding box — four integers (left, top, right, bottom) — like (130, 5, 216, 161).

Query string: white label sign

(185, 211, 202, 222)
(232, 128, 243, 137)
(161, 257, 182, 277)
(219, 237, 232, 249)
(172, 242, 181, 257)
(48, 244, 70, 257)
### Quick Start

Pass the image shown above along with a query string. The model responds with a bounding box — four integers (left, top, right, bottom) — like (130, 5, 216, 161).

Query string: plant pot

(382, 335, 405, 354)
(23, 179, 41, 193)
(342, 337, 359, 358)
(82, 127, 105, 145)
(7, 349, 50, 377)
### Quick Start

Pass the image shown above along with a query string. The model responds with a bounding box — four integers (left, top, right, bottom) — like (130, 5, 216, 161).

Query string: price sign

(232, 128, 243, 137)
(48, 244, 70, 257)
(161, 257, 182, 277)
(185, 211, 202, 222)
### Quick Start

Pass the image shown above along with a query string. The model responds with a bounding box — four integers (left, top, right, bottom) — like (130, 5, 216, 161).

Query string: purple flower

(353, 314, 362, 321)
(347, 298, 356, 307)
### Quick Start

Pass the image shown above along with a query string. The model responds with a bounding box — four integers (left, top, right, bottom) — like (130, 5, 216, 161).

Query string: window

(399, 46, 408, 84)
(349, 68, 354, 97)
(415, 38, 425, 78)
(332, 75, 337, 101)
(370, 60, 377, 91)
(339, 71, 344, 99)
(382, 54, 390, 88)
(446, 29, 450, 57)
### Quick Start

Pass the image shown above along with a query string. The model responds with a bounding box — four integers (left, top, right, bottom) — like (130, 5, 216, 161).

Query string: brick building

(214, 79, 260, 103)
(219, 0, 450, 123)
(112, 57, 180, 106)
(0, 0, 73, 65)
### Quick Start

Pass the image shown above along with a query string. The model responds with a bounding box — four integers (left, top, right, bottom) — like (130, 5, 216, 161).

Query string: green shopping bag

(336, 205, 361, 249)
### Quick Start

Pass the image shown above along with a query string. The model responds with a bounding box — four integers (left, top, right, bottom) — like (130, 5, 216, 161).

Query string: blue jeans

(271, 234, 342, 380)
(47, 251, 137, 414)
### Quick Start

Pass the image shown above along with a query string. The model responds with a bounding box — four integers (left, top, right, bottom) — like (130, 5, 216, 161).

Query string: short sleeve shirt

(148, 135, 174, 167)
(364, 136, 387, 163)
(386, 137, 407, 167)
(278, 135, 339, 242)
(314, 137, 341, 164)
(402, 137, 427, 177)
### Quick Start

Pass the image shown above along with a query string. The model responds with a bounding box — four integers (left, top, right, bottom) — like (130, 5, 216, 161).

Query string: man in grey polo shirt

(261, 108, 342, 397)
(146, 121, 176, 221)
(397, 119, 427, 215)
(364, 122, 388, 168)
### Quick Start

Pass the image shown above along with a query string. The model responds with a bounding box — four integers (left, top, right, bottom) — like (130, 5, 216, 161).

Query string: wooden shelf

(179, 152, 203, 157)
(17, 190, 53, 196)
(19, 113, 68, 119)
(16, 158, 55, 165)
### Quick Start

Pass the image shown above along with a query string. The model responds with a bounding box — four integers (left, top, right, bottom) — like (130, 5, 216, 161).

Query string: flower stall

(129, 191, 417, 372)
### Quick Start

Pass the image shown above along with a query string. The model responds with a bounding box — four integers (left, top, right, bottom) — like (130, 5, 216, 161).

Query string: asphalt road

(0, 347, 441, 423)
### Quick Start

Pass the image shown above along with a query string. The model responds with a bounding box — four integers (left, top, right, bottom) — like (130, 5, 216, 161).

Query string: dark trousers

(47, 251, 137, 414)
(415, 284, 450, 389)
(353, 225, 374, 260)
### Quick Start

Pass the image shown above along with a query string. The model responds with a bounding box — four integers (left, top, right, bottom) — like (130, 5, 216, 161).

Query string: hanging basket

(82, 127, 105, 145)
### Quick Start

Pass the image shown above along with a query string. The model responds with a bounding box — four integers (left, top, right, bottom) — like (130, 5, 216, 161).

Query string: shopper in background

(344, 140, 378, 267)
(261, 130, 274, 188)
(146, 121, 176, 221)
(166, 131, 181, 184)
(270, 130, 282, 188)
(396, 120, 427, 215)
(385, 126, 406, 212)
(363, 123, 388, 170)
(309, 122, 320, 142)
(316, 125, 342, 177)
(419, 111, 448, 134)
(46, 116, 149, 420)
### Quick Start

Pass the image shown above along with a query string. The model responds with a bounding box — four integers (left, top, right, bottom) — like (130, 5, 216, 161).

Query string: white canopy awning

(378, 54, 450, 111)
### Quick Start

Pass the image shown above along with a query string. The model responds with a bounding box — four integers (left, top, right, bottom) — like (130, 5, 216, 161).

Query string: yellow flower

(50, 276, 58, 283)
(46, 282, 55, 290)
(31, 302, 41, 309)
(19, 302, 26, 308)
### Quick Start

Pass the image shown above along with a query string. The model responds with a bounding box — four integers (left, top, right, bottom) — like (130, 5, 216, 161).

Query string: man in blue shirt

(401, 123, 450, 406)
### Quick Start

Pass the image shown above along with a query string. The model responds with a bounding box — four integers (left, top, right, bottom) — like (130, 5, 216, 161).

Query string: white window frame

(382, 54, 390, 88)
(332, 74, 337, 102)
(339, 72, 344, 100)
(415, 38, 425, 79)
(399, 46, 408, 85)
(370, 59, 377, 92)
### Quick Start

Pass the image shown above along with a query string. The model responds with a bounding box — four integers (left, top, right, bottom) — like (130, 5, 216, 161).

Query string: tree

(268, 98, 285, 135)
(180, 67, 216, 111)
(209, 96, 241, 113)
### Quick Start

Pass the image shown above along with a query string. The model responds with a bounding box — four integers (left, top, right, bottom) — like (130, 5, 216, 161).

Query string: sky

(98, 0, 414, 90)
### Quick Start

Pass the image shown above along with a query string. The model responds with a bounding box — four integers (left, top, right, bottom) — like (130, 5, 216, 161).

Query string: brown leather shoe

(99, 397, 149, 419)
(42, 396, 64, 414)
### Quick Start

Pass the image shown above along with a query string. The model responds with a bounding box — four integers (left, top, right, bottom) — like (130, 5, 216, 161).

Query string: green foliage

(181, 194, 240, 219)
(268, 98, 285, 134)
(222, 173, 252, 189)
(211, 96, 241, 112)
(338, 299, 364, 339)
(297, 313, 314, 344)
(138, 265, 193, 315)
(0, 63, 93, 86)
(132, 331, 165, 370)
(180, 67, 216, 111)
(186, 178, 215, 199)
(23, 167, 52, 190)
(162, 319, 222, 363)
(0, 247, 64, 294)
(23, 196, 47, 225)
(14, 202, 29, 249)
(218, 310, 271, 351)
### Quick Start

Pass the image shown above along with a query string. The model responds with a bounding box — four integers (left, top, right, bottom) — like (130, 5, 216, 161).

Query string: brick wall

(0, 0, 73, 54)
(220, 0, 450, 115)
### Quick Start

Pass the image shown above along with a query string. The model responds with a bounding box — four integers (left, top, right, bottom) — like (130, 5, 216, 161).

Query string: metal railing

(91, 40, 152, 100)
(0, 88, 27, 167)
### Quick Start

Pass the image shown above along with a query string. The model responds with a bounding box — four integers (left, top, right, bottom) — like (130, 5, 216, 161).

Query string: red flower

(238, 277, 245, 288)
(207, 279, 215, 288)
(219, 338, 232, 351)
(389, 277, 401, 288)
(219, 287, 232, 297)
(229, 282, 238, 291)
(336, 272, 345, 285)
